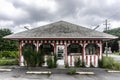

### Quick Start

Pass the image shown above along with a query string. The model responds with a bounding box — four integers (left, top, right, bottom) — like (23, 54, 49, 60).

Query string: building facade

(4, 21, 117, 67)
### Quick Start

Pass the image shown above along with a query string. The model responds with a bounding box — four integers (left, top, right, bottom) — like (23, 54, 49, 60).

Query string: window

(40, 44, 54, 55)
(67, 44, 82, 55)
(85, 44, 98, 55)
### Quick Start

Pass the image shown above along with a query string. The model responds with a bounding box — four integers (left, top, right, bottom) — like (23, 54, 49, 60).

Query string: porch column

(82, 41, 87, 62)
(19, 41, 24, 66)
(36, 41, 39, 52)
(99, 41, 102, 60)
(54, 41, 56, 54)
(97, 41, 102, 60)
(64, 41, 68, 64)
(82, 41, 85, 62)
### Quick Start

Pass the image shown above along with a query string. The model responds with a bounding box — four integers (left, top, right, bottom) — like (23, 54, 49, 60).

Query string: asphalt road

(0, 66, 120, 80)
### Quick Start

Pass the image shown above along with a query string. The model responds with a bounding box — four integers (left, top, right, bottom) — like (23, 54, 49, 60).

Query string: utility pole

(103, 19, 110, 57)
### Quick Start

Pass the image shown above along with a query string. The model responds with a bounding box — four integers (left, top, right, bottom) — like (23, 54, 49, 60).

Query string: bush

(65, 63, 69, 68)
(113, 63, 120, 70)
(0, 51, 18, 58)
(47, 56, 54, 68)
(99, 56, 120, 70)
(37, 51, 45, 67)
(67, 69, 76, 74)
(81, 61, 86, 67)
(47, 54, 57, 68)
(75, 58, 81, 67)
(0, 59, 18, 65)
(99, 56, 114, 69)
(53, 54, 57, 68)
(23, 49, 38, 67)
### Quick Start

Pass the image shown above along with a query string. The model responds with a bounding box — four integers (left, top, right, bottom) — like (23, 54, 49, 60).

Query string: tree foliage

(104, 28, 120, 52)
(0, 28, 18, 51)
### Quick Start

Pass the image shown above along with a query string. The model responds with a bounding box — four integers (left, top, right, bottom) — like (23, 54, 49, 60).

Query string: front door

(56, 45, 65, 66)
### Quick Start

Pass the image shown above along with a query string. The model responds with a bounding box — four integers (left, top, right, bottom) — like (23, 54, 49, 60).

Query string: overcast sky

(0, 0, 120, 33)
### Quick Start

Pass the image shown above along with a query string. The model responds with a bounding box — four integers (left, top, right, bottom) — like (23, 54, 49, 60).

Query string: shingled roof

(4, 21, 117, 40)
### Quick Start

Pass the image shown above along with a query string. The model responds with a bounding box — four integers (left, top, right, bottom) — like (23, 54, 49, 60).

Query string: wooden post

(54, 41, 56, 54)
(19, 41, 24, 66)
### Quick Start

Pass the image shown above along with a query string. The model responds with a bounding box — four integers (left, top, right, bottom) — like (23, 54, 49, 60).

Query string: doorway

(56, 45, 65, 66)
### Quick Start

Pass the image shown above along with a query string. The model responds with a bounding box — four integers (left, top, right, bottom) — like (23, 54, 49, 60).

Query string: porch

(19, 40, 102, 68)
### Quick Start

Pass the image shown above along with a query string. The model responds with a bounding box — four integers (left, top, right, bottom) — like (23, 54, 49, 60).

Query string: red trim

(101, 42, 103, 59)
(82, 42, 85, 61)
(86, 56, 88, 65)
(70, 55, 72, 66)
(54, 42, 56, 54)
(65, 45, 68, 65)
(19, 41, 22, 65)
(90, 55, 92, 66)
(94, 55, 96, 66)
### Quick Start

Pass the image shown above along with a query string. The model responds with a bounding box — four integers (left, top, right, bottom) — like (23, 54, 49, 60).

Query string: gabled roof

(4, 21, 118, 40)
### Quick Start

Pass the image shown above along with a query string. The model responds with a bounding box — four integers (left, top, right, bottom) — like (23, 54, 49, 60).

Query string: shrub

(47, 54, 57, 68)
(53, 54, 57, 68)
(0, 59, 18, 65)
(37, 51, 45, 67)
(99, 56, 120, 70)
(0, 51, 18, 58)
(81, 61, 86, 67)
(67, 69, 76, 74)
(99, 56, 115, 69)
(113, 63, 120, 70)
(47, 56, 54, 68)
(65, 63, 69, 68)
(75, 58, 81, 67)
(23, 49, 38, 67)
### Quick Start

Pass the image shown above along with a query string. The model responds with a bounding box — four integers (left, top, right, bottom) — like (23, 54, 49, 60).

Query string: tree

(104, 28, 120, 52)
(0, 28, 18, 51)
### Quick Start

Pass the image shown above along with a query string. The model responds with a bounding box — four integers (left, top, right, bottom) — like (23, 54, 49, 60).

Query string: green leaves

(0, 28, 18, 51)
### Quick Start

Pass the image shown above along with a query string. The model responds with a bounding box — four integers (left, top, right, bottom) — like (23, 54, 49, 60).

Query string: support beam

(97, 41, 102, 60)
(19, 41, 24, 66)
(54, 41, 56, 54)
(64, 42, 68, 65)
(82, 41, 85, 62)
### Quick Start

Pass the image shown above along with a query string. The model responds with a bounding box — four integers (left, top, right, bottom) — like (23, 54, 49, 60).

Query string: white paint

(43, 56, 48, 67)
(20, 55, 24, 66)
(56, 45, 65, 66)
(85, 55, 98, 67)
(76, 72, 95, 75)
(0, 69, 12, 72)
(71, 56, 74, 66)
(26, 71, 51, 74)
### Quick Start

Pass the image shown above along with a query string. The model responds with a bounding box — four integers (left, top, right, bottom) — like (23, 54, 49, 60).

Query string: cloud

(0, 0, 120, 33)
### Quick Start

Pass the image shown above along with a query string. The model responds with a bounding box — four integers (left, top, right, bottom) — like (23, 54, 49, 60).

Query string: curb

(26, 71, 51, 75)
(107, 70, 120, 73)
(0, 69, 12, 72)
(76, 72, 95, 75)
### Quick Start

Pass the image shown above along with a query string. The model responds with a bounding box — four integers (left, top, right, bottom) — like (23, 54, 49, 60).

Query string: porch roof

(4, 21, 118, 40)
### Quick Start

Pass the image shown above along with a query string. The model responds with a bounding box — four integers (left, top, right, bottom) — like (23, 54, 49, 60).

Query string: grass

(99, 56, 120, 70)
(67, 69, 76, 75)
(112, 52, 120, 55)
(0, 58, 18, 66)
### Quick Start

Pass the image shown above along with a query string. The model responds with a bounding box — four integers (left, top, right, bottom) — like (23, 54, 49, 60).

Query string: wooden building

(4, 21, 117, 67)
